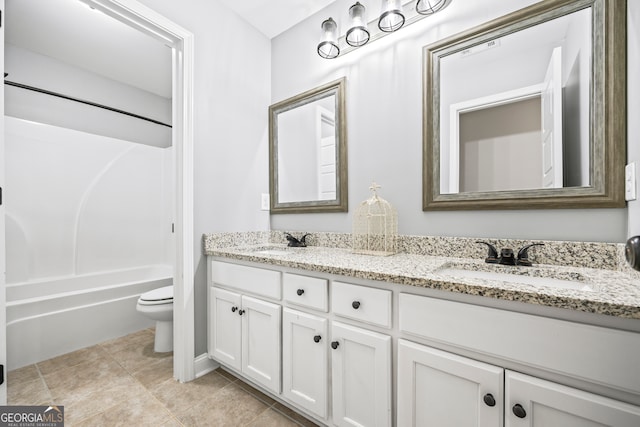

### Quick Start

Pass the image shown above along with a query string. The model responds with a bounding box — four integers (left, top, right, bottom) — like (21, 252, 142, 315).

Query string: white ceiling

(5, 0, 173, 98)
(4, 0, 337, 97)
(217, 0, 339, 39)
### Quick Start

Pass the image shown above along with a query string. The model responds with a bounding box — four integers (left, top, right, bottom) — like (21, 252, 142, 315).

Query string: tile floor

(7, 328, 319, 427)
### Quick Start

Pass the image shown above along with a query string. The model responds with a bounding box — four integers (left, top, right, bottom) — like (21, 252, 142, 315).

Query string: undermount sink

(248, 245, 300, 256)
(255, 249, 290, 256)
(437, 264, 596, 292)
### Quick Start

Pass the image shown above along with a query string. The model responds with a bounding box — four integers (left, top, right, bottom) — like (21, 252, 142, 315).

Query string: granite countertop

(206, 243, 640, 320)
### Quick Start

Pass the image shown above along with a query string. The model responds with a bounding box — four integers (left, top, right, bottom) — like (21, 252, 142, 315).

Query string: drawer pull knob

(512, 404, 527, 419)
(313, 335, 322, 343)
(297, 289, 305, 296)
(483, 394, 496, 407)
(331, 341, 340, 350)
(352, 301, 361, 309)
(238, 309, 245, 316)
(231, 306, 238, 313)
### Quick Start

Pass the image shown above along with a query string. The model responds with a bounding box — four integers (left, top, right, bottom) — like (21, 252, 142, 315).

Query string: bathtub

(6, 265, 173, 370)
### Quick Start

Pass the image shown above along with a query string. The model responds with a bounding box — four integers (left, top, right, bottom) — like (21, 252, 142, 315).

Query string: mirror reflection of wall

(459, 97, 542, 193)
(439, 7, 591, 195)
(277, 95, 336, 203)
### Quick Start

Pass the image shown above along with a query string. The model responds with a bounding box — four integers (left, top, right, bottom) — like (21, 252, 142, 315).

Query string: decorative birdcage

(352, 183, 398, 256)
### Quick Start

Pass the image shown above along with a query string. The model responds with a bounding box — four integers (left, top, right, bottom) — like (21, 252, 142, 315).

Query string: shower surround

(4, 116, 173, 369)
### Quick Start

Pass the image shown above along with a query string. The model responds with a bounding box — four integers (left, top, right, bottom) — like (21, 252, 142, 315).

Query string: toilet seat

(138, 285, 173, 306)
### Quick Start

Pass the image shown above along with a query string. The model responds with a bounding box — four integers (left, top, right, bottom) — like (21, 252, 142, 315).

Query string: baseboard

(194, 352, 219, 378)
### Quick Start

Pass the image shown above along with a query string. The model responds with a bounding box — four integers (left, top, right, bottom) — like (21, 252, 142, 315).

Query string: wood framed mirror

(269, 78, 348, 213)
(423, 0, 626, 210)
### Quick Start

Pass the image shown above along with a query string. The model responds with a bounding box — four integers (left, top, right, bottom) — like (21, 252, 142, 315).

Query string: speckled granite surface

(202, 231, 640, 319)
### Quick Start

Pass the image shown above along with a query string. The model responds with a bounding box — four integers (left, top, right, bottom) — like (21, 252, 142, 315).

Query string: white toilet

(136, 285, 173, 352)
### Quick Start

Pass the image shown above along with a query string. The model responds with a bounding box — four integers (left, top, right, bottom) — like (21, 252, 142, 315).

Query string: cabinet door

(209, 287, 242, 371)
(331, 321, 391, 427)
(397, 339, 503, 427)
(282, 308, 328, 419)
(241, 295, 282, 393)
(506, 370, 640, 427)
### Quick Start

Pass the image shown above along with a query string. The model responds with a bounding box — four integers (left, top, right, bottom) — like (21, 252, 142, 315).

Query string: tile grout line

(216, 367, 318, 426)
(131, 367, 188, 426)
(269, 405, 316, 427)
(149, 369, 234, 425)
(244, 406, 273, 426)
(64, 338, 170, 426)
(234, 380, 318, 426)
(34, 363, 54, 405)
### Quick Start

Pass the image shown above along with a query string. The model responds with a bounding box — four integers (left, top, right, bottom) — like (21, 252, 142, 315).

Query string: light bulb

(378, 0, 404, 32)
(317, 18, 340, 59)
(416, 0, 451, 16)
(346, 2, 370, 47)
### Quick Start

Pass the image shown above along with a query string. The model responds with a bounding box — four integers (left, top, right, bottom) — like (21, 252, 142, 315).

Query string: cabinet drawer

(399, 293, 640, 395)
(210, 260, 281, 299)
(332, 281, 392, 328)
(283, 273, 328, 312)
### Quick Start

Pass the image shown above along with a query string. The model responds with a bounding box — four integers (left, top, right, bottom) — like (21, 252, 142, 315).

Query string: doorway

(0, 0, 195, 396)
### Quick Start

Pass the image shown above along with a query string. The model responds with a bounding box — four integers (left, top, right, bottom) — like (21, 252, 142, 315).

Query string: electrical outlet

(261, 193, 270, 210)
(626, 162, 637, 201)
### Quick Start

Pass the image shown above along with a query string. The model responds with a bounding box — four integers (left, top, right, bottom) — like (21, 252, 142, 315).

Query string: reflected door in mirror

(277, 98, 336, 203)
(440, 8, 590, 195)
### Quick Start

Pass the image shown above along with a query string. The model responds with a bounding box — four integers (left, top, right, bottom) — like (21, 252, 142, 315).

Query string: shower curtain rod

(4, 79, 172, 128)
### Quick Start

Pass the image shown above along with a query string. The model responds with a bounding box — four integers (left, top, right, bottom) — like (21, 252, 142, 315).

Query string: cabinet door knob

(352, 301, 361, 309)
(512, 404, 527, 419)
(231, 306, 238, 313)
(238, 309, 245, 316)
(297, 289, 305, 296)
(483, 393, 496, 407)
(331, 341, 340, 349)
(313, 335, 322, 343)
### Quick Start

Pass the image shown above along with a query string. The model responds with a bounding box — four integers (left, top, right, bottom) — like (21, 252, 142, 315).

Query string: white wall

(5, 117, 172, 283)
(270, 0, 627, 243)
(5, 44, 172, 148)
(132, 0, 272, 356)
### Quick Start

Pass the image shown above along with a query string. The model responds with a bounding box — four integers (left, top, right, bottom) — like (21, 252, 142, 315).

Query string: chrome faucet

(476, 241, 544, 266)
(285, 233, 309, 247)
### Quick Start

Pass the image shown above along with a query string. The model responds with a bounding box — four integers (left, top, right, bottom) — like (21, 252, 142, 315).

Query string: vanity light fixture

(317, 0, 453, 59)
(318, 17, 340, 59)
(416, 0, 450, 15)
(346, 2, 370, 47)
(379, 0, 405, 32)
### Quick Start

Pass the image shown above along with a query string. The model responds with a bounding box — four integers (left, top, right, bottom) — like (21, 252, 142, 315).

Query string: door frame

(80, 0, 195, 382)
(1, 0, 7, 404)
(448, 83, 543, 193)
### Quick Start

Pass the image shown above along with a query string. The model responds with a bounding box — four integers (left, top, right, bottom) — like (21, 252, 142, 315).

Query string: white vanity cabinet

(209, 287, 281, 393)
(282, 314, 392, 427)
(208, 261, 282, 394)
(397, 339, 504, 426)
(330, 321, 392, 427)
(398, 339, 640, 426)
(331, 281, 392, 328)
(505, 371, 640, 427)
(398, 293, 640, 426)
(209, 287, 242, 370)
(282, 274, 392, 427)
(282, 308, 328, 419)
(208, 256, 640, 427)
(330, 280, 392, 426)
